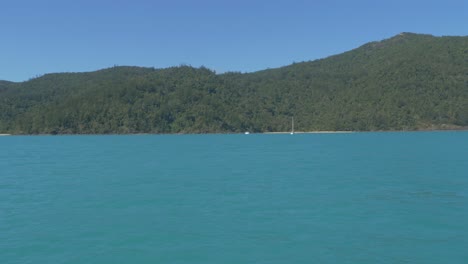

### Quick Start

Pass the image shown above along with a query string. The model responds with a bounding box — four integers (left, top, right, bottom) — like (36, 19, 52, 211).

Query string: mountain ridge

(2, 32, 460, 83)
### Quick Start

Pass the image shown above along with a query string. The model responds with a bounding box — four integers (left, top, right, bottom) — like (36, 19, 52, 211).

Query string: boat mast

(291, 116, 294, 134)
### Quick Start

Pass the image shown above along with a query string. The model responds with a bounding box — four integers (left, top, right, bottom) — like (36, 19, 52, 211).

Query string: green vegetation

(1, 33, 467, 134)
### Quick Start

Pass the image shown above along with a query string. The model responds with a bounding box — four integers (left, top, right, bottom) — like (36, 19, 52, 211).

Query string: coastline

(2, 128, 468, 136)
(263, 131, 354, 134)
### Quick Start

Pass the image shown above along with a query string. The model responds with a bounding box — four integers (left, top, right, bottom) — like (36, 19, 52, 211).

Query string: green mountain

(1, 33, 467, 134)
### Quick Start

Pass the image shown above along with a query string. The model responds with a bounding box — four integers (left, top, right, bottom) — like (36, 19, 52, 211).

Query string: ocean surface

(1, 132, 467, 263)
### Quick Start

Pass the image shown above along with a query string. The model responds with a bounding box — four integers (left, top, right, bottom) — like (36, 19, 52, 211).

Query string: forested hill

(1, 33, 467, 134)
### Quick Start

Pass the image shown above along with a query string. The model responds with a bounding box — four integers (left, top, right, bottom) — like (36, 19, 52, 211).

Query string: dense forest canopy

(1, 33, 467, 134)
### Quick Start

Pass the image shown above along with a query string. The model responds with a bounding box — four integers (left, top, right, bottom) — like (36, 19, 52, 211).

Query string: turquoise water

(1, 132, 467, 263)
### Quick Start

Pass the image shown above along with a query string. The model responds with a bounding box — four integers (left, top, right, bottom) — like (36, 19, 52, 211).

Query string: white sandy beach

(263, 131, 354, 134)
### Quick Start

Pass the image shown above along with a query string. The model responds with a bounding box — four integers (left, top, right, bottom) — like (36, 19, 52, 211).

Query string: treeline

(0, 33, 467, 134)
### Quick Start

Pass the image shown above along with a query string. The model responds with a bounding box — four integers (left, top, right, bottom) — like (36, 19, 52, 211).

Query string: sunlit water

(1, 132, 467, 263)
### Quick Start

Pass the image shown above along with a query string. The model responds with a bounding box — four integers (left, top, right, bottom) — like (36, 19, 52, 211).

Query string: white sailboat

(290, 117, 294, 135)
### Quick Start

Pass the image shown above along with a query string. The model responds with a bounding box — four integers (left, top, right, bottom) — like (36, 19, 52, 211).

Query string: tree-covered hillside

(0, 33, 467, 134)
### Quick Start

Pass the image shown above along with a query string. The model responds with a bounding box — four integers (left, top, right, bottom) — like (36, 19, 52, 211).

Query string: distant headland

(0, 33, 467, 135)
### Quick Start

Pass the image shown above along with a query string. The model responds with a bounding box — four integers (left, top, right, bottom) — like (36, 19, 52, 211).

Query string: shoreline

(263, 131, 354, 134)
(1, 129, 468, 136)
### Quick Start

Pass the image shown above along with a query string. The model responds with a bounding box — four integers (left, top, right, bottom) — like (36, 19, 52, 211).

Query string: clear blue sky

(1, 0, 467, 82)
